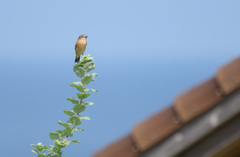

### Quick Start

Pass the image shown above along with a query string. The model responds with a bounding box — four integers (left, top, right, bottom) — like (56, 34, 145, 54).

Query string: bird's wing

(75, 43, 77, 51)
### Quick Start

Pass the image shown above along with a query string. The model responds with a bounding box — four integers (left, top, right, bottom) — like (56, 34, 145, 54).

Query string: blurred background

(0, 0, 240, 156)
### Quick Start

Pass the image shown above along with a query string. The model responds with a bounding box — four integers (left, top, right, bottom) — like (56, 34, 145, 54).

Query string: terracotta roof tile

(132, 106, 182, 151)
(93, 134, 140, 157)
(174, 78, 224, 123)
(93, 57, 240, 156)
(216, 57, 240, 95)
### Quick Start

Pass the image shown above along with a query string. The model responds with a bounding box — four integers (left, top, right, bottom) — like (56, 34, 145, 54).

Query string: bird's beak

(85, 36, 88, 38)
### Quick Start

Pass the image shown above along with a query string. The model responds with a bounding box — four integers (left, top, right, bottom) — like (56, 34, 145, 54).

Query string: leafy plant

(31, 54, 97, 157)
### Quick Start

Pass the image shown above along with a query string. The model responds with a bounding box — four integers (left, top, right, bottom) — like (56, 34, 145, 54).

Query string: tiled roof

(93, 57, 240, 157)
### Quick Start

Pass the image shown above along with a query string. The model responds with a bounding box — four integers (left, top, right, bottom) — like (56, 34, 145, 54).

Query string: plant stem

(80, 85, 85, 104)
(54, 86, 85, 157)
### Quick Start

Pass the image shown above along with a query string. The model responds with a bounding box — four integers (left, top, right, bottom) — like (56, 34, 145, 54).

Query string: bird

(75, 34, 88, 63)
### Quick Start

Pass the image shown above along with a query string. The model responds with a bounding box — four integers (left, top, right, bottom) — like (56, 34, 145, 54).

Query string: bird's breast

(76, 40, 87, 49)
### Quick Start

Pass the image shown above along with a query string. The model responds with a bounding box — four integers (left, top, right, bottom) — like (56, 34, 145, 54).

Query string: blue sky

(1, 0, 240, 156)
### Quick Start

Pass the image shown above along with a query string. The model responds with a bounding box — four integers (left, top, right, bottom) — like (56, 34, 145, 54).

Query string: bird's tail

(75, 55, 80, 63)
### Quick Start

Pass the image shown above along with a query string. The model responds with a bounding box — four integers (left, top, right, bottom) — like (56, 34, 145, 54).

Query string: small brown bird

(75, 34, 88, 63)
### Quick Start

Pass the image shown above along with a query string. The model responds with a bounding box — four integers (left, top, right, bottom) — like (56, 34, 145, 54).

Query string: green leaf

(74, 63, 84, 67)
(80, 55, 93, 63)
(38, 154, 45, 157)
(43, 145, 49, 150)
(71, 81, 83, 85)
(92, 73, 98, 76)
(59, 139, 80, 146)
(31, 150, 39, 154)
(84, 54, 91, 58)
(37, 142, 43, 151)
(74, 57, 93, 67)
(73, 104, 86, 114)
(49, 132, 60, 140)
(81, 74, 95, 85)
(83, 58, 93, 64)
(71, 140, 80, 143)
(56, 130, 64, 137)
(65, 140, 71, 146)
(58, 151, 64, 156)
(82, 102, 94, 105)
(31, 144, 38, 149)
(52, 146, 60, 153)
(83, 62, 95, 72)
(54, 140, 66, 148)
(79, 116, 90, 120)
(46, 153, 54, 157)
(84, 88, 98, 92)
(69, 116, 81, 126)
(67, 97, 79, 105)
(70, 84, 84, 92)
(74, 127, 84, 131)
(63, 110, 75, 117)
(63, 126, 74, 137)
(56, 130, 63, 134)
(77, 93, 90, 99)
(58, 120, 71, 128)
(73, 66, 86, 78)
